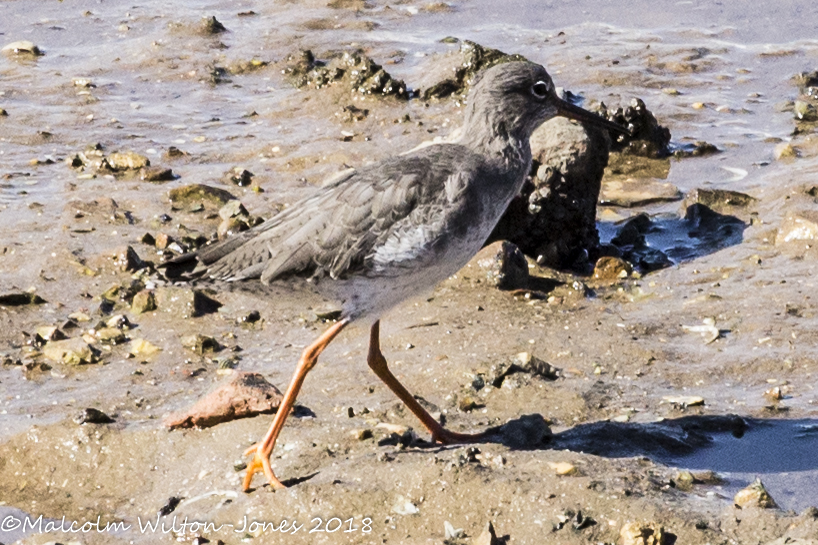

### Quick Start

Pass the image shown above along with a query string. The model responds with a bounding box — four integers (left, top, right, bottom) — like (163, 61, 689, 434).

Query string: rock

(35, 326, 66, 342)
(548, 461, 577, 475)
(166, 372, 283, 429)
(131, 290, 157, 314)
(74, 408, 115, 424)
(777, 212, 818, 244)
(105, 314, 131, 329)
(417, 40, 527, 101)
(599, 98, 671, 158)
(0, 292, 46, 306)
(217, 216, 250, 240)
(169, 184, 235, 207)
(444, 521, 463, 539)
(104, 151, 150, 171)
(734, 478, 778, 508)
(600, 179, 682, 207)
(155, 287, 222, 318)
(774, 142, 799, 160)
(458, 393, 481, 412)
(683, 188, 756, 215)
(199, 15, 227, 34)
(140, 166, 176, 182)
(113, 245, 147, 272)
(514, 352, 560, 380)
(609, 214, 673, 272)
(43, 338, 95, 365)
(391, 495, 419, 515)
(488, 413, 552, 448)
(794, 100, 818, 122)
(489, 115, 611, 269)
(2, 40, 43, 56)
(674, 470, 695, 491)
(181, 334, 220, 355)
(218, 200, 249, 220)
(592, 256, 632, 283)
(619, 521, 665, 545)
(95, 327, 126, 344)
(662, 395, 705, 407)
(351, 428, 373, 440)
(128, 338, 161, 357)
(473, 521, 501, 545)
(227, 168, 254, 187)
(284, 49, 408, 99)
(474, 240, 529, 290)
(671, 140, 720, 158)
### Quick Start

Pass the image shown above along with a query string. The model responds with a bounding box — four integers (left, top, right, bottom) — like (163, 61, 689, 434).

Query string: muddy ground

(1, 1, 818, 544)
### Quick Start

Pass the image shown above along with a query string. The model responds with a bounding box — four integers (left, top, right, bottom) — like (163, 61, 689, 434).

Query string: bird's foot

(242, 443, 286, 491)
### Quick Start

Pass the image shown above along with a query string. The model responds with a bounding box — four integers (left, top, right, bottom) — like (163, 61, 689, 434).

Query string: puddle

(664, 419, 818, 512)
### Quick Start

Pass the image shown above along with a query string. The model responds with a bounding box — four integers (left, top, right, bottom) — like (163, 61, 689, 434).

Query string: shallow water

(665, 419, 818, 512)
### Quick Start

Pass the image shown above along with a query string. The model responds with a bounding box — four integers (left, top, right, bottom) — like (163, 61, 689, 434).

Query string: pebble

(475, 240, 529, 290)
(391, 495, 419, 515)
(473, 521, 501, 545)
(131, 290, 157, 314)
(2, 40, 42, 56)
(443, 521, 464, 539)
(734, 477, 778, 508)
(514, 352, 560, 380)
(74, 408, 115, 424)
(548, 461, 577, 475)
(43, 338, 94, 365)
(166, 372, 283, 429)
(181, 334, 220, 355)
(662, 395, 705, 407)
(592, 256, 632, 283)
(169, 184, 235, 207)
(128, 338, 161, 357)
(95, 327, 126, 344)
(777, 214, 818, 243)
(105, 151, 150, 171)
(0, 292, 46, 306)
(36, 325, 66, 342)
(599, 179, 682, 207)
(774, 142, 798, 160)
(619, 521, 665, 545)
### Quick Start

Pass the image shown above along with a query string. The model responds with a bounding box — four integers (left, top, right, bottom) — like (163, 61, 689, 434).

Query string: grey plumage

(166, 61, 623, 321)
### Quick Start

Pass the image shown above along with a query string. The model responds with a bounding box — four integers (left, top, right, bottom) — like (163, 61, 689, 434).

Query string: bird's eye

(531, 81, 549, 98)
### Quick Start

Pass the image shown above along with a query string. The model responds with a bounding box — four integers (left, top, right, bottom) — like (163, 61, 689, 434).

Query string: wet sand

(2, 1, 818, 544)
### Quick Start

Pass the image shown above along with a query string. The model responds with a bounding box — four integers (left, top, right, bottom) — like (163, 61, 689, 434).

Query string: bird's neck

(458, 120, 532, 177)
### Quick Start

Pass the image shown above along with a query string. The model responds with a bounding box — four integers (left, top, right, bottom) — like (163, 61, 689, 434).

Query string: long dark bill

(555, 98, 630, 134)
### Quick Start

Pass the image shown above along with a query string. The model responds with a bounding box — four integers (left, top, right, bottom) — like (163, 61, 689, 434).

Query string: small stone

(105, 314, 131, 329)
(154, 232, 171, 249)
(140, 166, 176, 181)
(105, 151, 150, 171)
(95, 327, 126, 344)
(620, 521, 665, 545)
(113, 246, 147, 272)
(774, 142, 798, 160)
(675, 469, 695, 491)
(217, 216, 250, 240)
(489, 413, 551, 448)
(794, 100, 818, 122)
(473, 521, 501, 545)
(593, 256, 632, 283)
(68, 311, 91, 322)
(682, 188, 757, 214)
(2, 40, 42, 56)
(514, 352, 560, 380)
(140, 232, 156, 246)
(662, 395, 705, 407)
(778, 213, 818, 243)
(169, 184, 235, 207)
(599, 179, 682, 207)
(0, 292, 46, 306)
(391, 495, 419, 516)
(764, 386, 783, 400)
(228, 168, 254, 186)
(475, 240, 529, 290)
(734, 478, 778, 509)
(351, 429, 373, 440)
(443, 521, 463, 539)
(131, 290, 157, 314)
(218, 200, 249, 220)
(200, 15, 227, 34)
(74, 408, 115, 424)
(128, 338, 161, 357)
(36, 326, 66, 343)
(181, 334, 220, 355)
(548, 461, 577, 475)
(458, 394, 481, 412)
(43, 338, 95, 365)
(165, 372, 283, 429)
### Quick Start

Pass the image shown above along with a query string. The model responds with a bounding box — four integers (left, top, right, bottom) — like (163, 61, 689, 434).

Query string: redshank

(168, 61, 625, 490)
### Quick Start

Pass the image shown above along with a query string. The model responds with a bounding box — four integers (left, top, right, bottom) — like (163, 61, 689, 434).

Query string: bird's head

(462, 61, 626, 145)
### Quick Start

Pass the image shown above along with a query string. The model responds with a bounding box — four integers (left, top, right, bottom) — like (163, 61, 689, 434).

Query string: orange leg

(367, 320, 487, 444)
(243, 319, 349, 491)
